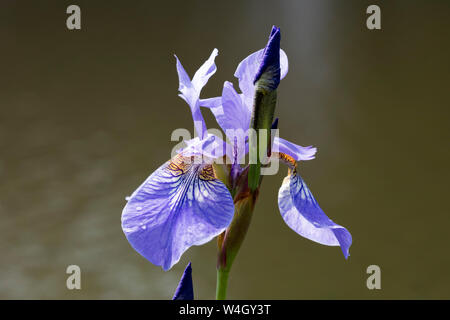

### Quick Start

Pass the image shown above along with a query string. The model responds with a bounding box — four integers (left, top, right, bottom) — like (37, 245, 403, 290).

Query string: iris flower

(121, 26, 352, 276)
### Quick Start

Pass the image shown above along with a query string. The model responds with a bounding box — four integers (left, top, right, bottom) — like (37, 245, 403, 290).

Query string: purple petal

(221, 82, 251, 131)
(201, 82, 251, 135)
(178, 134, 227, 160)
(278, 171, 352, 259)
(172, 262, 194, 300)
(200, 41, 288, 138)
(199, 96, 222, 109)
(199, 86, 248, 164)
(175, 49, 218, 138)
(234, 49, 288, 108)
(273, 137, 317, 161)
(122, 155, 235, 270)
(199, 83, 249, 164)
(192, 49, 219, 92)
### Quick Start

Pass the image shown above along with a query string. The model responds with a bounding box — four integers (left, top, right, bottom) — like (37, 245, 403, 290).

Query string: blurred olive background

(0, 0, 449, 299)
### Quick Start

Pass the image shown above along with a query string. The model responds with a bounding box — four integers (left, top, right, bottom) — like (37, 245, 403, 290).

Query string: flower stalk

(216, 171, 258, 299)
(215, 26, 281, 299)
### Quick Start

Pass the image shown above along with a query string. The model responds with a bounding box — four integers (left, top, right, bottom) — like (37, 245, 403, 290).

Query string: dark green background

(1, 1, 449, 299)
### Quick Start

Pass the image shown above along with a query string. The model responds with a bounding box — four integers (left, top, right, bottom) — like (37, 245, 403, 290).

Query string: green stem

(216, 269, 229, 300)
(215, 185, 257, 300)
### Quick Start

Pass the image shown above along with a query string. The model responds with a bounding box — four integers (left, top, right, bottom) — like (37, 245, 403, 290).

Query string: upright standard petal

(200, 32, 288, 143)
(273, 137, 317, 161)
(122, 154, 235, 270)
(219, 81, 251, 132)
(192, 49, 219, 92)
(278, 168, 352, 258)
(175, 49, 219, 138)
(199, 83, 249, 164)
(172, 262, 194, 300)
(201, 82, 250, 136)
(234, 48, 288, 105)
(232, 40, 288, 136)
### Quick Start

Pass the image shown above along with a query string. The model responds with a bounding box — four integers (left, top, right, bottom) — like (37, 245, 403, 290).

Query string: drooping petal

(278, 170, 352, 258)
(122, 154, 235, 270)
(172, 262, 194, 300)
(175, 49, 219, 138)
(273, 137, 317, 161)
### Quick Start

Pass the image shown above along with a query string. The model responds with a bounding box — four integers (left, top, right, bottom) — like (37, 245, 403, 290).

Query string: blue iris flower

(121, 26, 352, 272)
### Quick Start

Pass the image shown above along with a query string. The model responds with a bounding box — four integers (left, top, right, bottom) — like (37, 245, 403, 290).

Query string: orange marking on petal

(199, 164, 216, 181)
(168, 154, 192, 176)
(273, 152, 296, 168)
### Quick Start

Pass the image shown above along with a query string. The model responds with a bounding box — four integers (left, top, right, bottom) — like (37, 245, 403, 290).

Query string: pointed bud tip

(253, 26, 281, 90)
(270, 25, 280, 37)
(172, 262, 194, 300)
(271, 117, 279, 130)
